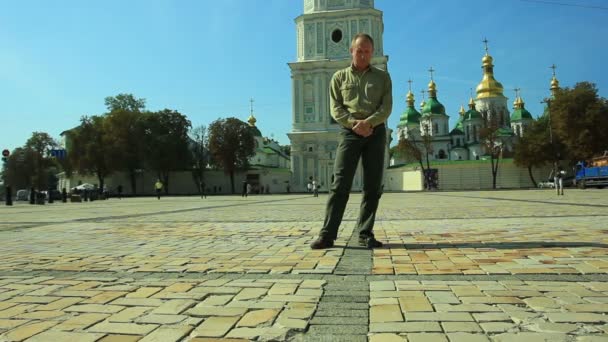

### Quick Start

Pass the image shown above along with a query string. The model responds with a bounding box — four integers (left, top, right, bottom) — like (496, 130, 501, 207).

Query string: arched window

(438, 150, 446, 159)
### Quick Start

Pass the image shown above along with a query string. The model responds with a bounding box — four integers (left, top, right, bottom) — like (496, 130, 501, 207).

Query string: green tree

(3, 147, 36, 191)
(104, 93, 146, 113)
(190, 125, 209, 196)
(479, 105, 512, 189)
(550, 82, 608, 162)
(104, 109, 146, 194)
(68, 115, 111, 191)
(513, 115, 554, 187)
(24, 132, 58, 190)
(208, 117, 255, 194)
(142, 109, 192, 194)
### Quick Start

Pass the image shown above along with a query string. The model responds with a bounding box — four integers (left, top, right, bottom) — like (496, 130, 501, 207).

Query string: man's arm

(364, 72, 393, 128)
(329, 72, 356, 129)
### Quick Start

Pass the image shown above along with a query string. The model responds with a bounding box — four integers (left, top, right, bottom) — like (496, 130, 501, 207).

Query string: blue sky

(2, 0, 607, 153)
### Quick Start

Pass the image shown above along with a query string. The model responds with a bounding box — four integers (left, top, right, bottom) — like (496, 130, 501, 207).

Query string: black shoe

(310, 237, 334, 249)
(359, 237, 383, 249)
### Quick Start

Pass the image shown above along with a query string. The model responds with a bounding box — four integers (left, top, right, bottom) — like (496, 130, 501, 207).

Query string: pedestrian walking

(242, 181, 248, 197)
(312, 180, 319, 197)
(310, 33, 392, 250)
(155, 179, 163, 199)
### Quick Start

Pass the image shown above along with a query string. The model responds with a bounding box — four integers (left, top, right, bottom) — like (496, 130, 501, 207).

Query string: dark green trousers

(320, 124, 386, 240)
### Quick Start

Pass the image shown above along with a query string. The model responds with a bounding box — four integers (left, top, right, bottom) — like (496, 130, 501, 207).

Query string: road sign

(1, 149, 9, 157)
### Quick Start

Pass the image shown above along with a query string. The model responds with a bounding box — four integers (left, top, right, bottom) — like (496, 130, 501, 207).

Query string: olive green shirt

(330, 64, 393, 129)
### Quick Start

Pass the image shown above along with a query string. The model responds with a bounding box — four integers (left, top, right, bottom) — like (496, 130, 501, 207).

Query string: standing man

(312, 179, 318, 197)
(555, 166, 565, 196)
(310, 33, 392, 249)
(155, 179, 163, 200)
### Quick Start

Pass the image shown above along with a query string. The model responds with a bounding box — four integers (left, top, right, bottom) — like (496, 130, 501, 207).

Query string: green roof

(464, 108, 482, 121)
(421, 97, 446, 115)
(497, 127, 515, 137)
(397, 106, 421, 127)
(450, 118, 464, 135)
(510, 108, 533, 121)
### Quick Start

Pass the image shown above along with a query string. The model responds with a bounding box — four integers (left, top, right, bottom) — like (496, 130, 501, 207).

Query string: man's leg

(318, 130, 362, 241)
(357, 125, 386, 242)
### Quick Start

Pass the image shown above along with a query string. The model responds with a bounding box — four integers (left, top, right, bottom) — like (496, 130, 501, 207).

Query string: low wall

(385, 159, 553, 191)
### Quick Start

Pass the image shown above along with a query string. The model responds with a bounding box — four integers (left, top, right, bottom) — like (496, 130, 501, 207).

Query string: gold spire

(248, 97, 257, 126)
(428, 67, 437, 98)
(468, 97, 476, 109)
(247, 114, 257, 126)
(513, 88, 521, 108)
(475, 38, 504, 99)
(459, 105, 465, 117)
(550, 64, 560, 97)
(406, 79, 415, 107)
(420, 89, 426, 109)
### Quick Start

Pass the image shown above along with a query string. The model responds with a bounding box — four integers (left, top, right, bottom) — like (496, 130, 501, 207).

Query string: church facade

(287, 0, 390, 192)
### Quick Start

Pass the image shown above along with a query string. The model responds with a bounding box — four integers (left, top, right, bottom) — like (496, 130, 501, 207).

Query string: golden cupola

(550, 64, 560, 97)
(475, 42, 505, 99)
(247, 114, 257, 126)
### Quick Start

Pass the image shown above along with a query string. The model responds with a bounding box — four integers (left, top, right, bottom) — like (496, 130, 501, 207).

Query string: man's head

(350, 33, 374, 71)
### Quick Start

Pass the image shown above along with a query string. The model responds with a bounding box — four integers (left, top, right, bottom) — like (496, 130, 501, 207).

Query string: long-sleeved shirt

(329, 64, 393, 129)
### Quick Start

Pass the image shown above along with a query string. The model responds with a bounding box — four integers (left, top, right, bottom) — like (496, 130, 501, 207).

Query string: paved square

(1, 190, 607, 341)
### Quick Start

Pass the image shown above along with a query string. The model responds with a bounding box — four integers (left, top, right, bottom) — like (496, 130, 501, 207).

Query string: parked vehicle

(15, 189, 30, 201)
(575, 152, 608, 189)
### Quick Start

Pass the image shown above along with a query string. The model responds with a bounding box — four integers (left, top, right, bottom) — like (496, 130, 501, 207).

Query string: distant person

(555, 166, 565, 196)
(312, 180, 318, 197)
(310, 33, 392, 250)
(247, 183, 252, 196)
(154, 179, 163, 199)
(61, 187, 67, 203)
(307, 182, 312, 193)
(201, 181, 207, 199)
(242, 181, 248, 197)
(117, 184, 123, 199)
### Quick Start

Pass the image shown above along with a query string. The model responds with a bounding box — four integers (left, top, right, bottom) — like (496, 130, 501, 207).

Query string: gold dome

(468, 97, 476, 109)
(428, 80, 437, 98)
(476, 53, 504, 99)
(247, 114, 257, 126)
(550, 76, 560, 92)
(406, 90, 415, 107)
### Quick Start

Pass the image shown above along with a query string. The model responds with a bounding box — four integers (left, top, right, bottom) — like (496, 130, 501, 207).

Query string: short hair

(351, 33, 374, 48)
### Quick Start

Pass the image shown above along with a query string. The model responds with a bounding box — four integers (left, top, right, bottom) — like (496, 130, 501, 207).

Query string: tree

(190, 125, 209, 196)
(104, 93, 146, 113)
(479, 105, 511, 189)
(208, 117, 255, 194)
(68, 115, 111, 192)
(24, 132, 58, 189)
(3, 147, 36, 191)
(550, 82, 608, 162)
(513, 115, 554, 187)
(395, 126, 434, 190)
(142, 109, 192, 194)
(104, 109, 146, 194)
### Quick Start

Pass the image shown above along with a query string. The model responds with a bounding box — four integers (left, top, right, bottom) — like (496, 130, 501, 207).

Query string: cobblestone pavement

(1, 190, 607, 341)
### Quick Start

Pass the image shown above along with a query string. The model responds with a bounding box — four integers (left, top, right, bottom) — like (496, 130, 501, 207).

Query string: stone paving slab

(0, 190, 607, 341)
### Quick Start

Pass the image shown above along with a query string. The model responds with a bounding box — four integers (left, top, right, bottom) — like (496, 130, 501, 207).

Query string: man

(555, 166, 565, 196)
(155, 179, 163, 200)
(310, 33, 392, 249)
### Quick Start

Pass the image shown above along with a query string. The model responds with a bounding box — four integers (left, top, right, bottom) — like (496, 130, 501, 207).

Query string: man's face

(350, 37, 373, 69)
